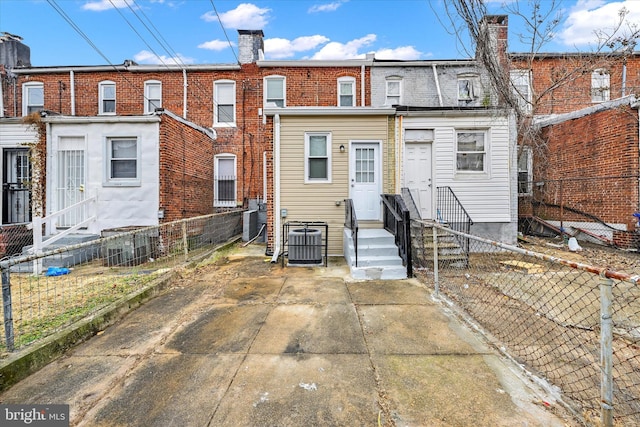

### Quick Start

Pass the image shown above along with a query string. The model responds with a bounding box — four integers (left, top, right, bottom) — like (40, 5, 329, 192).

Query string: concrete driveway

(0, 243, 578, 426)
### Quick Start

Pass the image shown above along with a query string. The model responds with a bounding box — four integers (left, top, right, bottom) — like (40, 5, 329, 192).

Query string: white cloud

(265, 35, 330, 59)
(82, 0, 133, 11)
(558, 0, 640, 48)
(309, 34, 376, 60)
(308, 1, 345, 13)
(198, 40, 235, 51)
(373, 46, 423, 60)
(201, 3, 270, 29)
(133, 50, 194, 65)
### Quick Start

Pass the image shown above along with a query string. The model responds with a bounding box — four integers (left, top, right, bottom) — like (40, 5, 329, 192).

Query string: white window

(338, 77, 355, 106)
(105, 137, 140, 186)
(457, 73, 480, 104)
(214, 80, 236, 126)
(215, 154, 237, 207)
(304, 132, 331, 183)
(99, 81, 116, 115)
(591, 69, 610, 102)
(264, 75, 285, 107)
(518, 145, 533, 195)
(456, 130, 487, 173)
(385, 78, 402, 105)
(23, 82, 44, 115)
(144, 80, 162, 114)
(510, 70, 532, 113)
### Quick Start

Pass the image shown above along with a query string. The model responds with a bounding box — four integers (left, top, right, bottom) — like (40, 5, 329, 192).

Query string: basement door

(55, 136, 86, 227)
(404, 142, 433, 219)
(350, 142, 381, 221)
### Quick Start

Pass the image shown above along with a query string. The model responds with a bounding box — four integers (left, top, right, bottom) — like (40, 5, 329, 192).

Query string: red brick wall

(533, 105, 640, 230)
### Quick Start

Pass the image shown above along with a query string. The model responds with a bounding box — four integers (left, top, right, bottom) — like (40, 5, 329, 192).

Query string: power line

(209, 0, 240, 65)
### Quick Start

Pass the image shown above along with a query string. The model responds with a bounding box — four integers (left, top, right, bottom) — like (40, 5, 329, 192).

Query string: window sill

(103, 180, 141, 187)
(213, 123, 237, 128)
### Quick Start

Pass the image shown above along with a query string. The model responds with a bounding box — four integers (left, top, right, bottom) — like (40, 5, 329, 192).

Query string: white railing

(28, 194, 97, 274)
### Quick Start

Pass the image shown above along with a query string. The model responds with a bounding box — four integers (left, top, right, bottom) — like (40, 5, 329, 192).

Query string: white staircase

(343, 228, 407, 280)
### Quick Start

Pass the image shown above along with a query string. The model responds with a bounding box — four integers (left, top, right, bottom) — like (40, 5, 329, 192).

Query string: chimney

(479, 15, 508, 70)
(0, 33, 31, 68)
(238, 30, 264, 64)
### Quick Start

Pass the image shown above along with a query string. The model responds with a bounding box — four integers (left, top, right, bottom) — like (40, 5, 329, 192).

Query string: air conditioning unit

(288, 228, 322, 265)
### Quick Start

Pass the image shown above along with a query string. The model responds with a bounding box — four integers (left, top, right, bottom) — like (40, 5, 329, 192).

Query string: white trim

(22, 81, 44, 116)
(304, 132, 332, 184)
(349, 141, 382, 221)
(385, 77, 402, 106)
(213, 79, 236, 127)
(337, 76, 356, 107)
(454, 129, 490, 177)
(144, 80, 162, 114)
(98, 80, 116, 115)
(214, 153, 237, 207)
(103, 135, 141, 186)
(264, 75, 286, 108)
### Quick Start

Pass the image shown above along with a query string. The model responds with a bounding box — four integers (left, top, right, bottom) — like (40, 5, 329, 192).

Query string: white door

(55, 137, 86, 227)
(404, 142, 432, 219)
(350, 143, 380, 220)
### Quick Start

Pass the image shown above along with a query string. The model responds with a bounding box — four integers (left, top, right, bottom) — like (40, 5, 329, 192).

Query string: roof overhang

(262, 106, 396, 116)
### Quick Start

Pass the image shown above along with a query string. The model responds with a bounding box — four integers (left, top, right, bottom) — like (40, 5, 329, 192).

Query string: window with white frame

(99, 81, 116, 115)
(214, 80, 236, 126)
(305, 132, 331, 183)
(23, 82, 44, 115)
(591, 69, 610, 102)
(215, 154, 237, 207)
(144, 80, 162, 114)
(264, 75, 285, 107)
(338, 77, 355, 106)
(105, 137, 140, 186)
(385, 77, 402, 105)
(456, 130, 487, 173)
(457, 73, 480, 104)
(510, 69, 532, 113)
(517, 145, 533, 195)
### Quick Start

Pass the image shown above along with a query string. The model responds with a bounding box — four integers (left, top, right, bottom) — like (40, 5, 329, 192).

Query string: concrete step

(343, 228, 407, 280)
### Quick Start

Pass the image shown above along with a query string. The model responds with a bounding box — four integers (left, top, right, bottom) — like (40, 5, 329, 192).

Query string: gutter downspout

(622, 60, 627, 97)
(183, 69, 188, 119)
(361, 64, 365, 106)
(270, 114, 281, 263)
(0, 74, 4, 117)
(432, 64, 443, 107)
(70, 70, 76, 116)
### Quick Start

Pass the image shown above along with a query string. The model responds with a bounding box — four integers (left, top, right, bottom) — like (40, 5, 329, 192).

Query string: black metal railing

(344, 199, 359, 267)
(381, 194, 412, 277)
(436, 186, 473, 257)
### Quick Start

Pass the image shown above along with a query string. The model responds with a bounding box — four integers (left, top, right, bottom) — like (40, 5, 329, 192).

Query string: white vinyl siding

(403, 115, 511, 223)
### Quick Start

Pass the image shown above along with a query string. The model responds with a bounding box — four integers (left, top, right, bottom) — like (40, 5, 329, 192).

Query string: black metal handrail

(436, 186, 473, 257)
(344, 199, 359, 267)
(381, 194, 413, 277)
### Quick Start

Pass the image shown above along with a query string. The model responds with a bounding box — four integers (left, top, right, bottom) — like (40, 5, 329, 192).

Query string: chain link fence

(412, 220, 640, 426)
(0, 211, 243, 356)
(519, 175, 640, 250)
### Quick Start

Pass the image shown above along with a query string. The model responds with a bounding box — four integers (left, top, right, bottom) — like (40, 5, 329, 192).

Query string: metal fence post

(2, 268, 14, 351)
(182, 221, 188, 261)
(432, 225, 439, 296)
(600, 274, 614, 427)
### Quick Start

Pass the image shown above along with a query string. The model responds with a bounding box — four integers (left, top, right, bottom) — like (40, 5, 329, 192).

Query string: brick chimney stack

(238, 30, 264, 64)
(479, 15, 508, 70)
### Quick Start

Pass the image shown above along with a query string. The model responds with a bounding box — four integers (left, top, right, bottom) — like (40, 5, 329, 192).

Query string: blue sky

(2, 0, 640, 66)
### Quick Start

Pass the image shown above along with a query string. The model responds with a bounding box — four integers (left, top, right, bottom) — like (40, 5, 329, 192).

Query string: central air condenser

(288, 228, 322, 265)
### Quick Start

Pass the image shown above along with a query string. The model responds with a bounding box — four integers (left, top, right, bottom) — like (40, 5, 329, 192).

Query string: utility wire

(209, 0, 240, 65)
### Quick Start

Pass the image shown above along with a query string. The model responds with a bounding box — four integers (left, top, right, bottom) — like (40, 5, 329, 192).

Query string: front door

(350, 142, 380, 220)
(55, 137, 86, 227)
(404, 142, 432, 219)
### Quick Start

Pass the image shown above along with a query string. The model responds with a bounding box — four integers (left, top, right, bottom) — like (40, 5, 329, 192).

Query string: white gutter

(360, 64, 365, 106)
(11, 64, 240, 74)
(271, 114, 281, 263)
(183, 69, 188, 119)
(70, 70, 76, 116)
(0, 75, 4, 117)
(432, 64, 443, 107)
